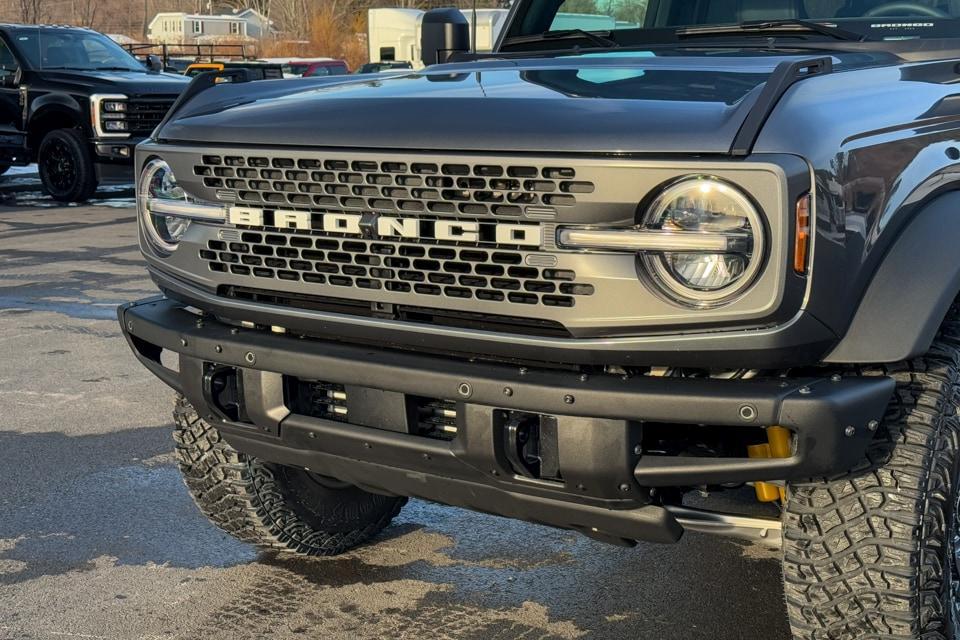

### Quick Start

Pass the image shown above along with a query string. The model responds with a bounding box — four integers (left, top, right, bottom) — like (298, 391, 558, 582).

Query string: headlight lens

(640, 177, 764, 307)
(139, 159, 190, 253)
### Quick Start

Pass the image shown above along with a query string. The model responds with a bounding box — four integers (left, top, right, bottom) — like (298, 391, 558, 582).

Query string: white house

(148, 9, 271, 44)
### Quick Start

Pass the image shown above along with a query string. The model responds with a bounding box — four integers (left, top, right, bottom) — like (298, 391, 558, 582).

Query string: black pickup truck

(120, 1, 960, 638)
(0, 24, 188, 201)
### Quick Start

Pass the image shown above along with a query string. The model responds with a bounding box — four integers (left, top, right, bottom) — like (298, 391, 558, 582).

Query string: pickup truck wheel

(782, 323, 960, 639)
(172, 395, 407, 556)
(38, 128, 98, 203)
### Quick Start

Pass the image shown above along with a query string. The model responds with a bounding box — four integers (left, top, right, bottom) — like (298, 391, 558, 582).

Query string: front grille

(201, 230, 595, 309)
(193, 154, 596, 217)
(128, 98, 176, 135)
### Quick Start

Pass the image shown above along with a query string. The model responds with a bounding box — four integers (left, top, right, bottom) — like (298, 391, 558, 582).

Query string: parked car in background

(0, 24, 188, 201)
(356, 61, 412, 74)
(184, 61, 283, 80)
(295, 60, 349, 77)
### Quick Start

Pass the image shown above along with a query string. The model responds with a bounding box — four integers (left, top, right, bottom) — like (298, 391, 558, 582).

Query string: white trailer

(367, 8, 510, 69)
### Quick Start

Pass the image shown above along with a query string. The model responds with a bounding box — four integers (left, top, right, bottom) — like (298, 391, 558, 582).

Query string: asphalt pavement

(0, 176, 791, 640)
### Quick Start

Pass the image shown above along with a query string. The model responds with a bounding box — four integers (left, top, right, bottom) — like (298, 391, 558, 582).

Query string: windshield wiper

(95, 66, 142, 71)
(678, 19, 865, 42)
(506, 29, 619, 49)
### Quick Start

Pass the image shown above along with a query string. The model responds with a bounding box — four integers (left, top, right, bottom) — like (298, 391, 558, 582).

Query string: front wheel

(782, 319, 960, 639)
(173, 395, 407, 556)
(38, 128, 98, 203)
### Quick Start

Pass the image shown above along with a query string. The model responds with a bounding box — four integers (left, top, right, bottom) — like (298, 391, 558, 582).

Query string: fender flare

(825, 190, 960, 363)
(28, 94, 85, 135)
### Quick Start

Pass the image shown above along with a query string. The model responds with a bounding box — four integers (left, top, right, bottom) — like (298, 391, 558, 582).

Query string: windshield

(511, 0, 960, 41)
(10, 28, 145, 72)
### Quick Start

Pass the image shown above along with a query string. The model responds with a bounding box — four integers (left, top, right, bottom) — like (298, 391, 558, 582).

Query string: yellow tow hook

(747, 426, 791, 503)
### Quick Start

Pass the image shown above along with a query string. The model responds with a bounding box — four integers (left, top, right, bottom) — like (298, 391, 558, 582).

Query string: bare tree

(16, 0, 47, 22)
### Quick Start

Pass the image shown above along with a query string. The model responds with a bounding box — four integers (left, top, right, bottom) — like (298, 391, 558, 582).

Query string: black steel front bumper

(119, 297, 895, 544)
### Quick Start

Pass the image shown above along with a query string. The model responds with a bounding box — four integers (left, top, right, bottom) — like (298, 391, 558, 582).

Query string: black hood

(35, 69, 189, 97)
(160, 52, 846, 154)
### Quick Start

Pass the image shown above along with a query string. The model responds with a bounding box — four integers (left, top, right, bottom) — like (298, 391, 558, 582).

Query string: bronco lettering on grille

(227, 207, 543, 248)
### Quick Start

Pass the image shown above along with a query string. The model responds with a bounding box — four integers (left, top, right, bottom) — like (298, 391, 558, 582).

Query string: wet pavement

(0, 182, 791, 639)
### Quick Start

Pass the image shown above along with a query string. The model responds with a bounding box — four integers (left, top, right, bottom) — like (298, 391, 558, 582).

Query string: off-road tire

(38, 128, 98, 203)
(782, 314, 960, 639)
(172, 394, 407, 556)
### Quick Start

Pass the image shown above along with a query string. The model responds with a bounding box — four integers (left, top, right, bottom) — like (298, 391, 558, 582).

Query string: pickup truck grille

(193, 154, 596, 218)
(200, 230, 595, 309)
(128, 98, 176, 135)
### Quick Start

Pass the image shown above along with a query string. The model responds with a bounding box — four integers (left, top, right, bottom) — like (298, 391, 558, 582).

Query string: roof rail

(729, 56, 833, 157)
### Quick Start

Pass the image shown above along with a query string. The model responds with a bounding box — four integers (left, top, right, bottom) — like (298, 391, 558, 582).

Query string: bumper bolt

(363, 442, 371, 449)
(503, 387, 513, 397)
(563, 394, 575, 405)
(244, 352, 256, 365)
(422, 453, 431, 461)
(308, 432, 316, 439)
(831, 374, 842, 382)
(577, 483, 587, 491)
(844, 425, 856, 437)
(738, 404, 758, 422)
(618, 483, 630, 493)
(457, 382, 472, 398)
(799, 386, 812, 395)
(579, 373, 589, 382)
(126, 320, 134, 331)
(214, 345, 222, 353)
(633, 445, 642, 456)
(868, 419, 879, 431)
(519, 367, 528, 376)
(180, 338, 188, 347)
(230, 327, 240, 335)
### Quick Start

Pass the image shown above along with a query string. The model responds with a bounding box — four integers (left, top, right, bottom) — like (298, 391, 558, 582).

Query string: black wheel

(37, 128, 98, 203)
(173, 395, 406, 556)
(782, 309, 960, 639)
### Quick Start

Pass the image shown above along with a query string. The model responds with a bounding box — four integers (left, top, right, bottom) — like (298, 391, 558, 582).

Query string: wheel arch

(27, 95, 86, 154)
(825, 189, 960, 364)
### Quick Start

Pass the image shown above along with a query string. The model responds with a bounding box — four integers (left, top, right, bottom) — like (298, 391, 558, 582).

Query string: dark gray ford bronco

(120, 0, 960, 636)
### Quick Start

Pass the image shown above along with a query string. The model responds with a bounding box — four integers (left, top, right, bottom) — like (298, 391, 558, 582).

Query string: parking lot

(0, 179, 791, 640)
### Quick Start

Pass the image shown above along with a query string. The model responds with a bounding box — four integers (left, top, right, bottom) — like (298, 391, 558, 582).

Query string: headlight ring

(639, 176, 766, 308)
(139, 158, 191, 254)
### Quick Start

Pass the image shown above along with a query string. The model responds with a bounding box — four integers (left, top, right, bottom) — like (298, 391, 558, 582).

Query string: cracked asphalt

(0, 179, 792, 640)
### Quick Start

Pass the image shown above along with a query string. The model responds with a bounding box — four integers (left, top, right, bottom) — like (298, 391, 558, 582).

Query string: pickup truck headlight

(90, 94, 130, 138)
(139, 159, 190, 253)
(638, 177, 764, 307)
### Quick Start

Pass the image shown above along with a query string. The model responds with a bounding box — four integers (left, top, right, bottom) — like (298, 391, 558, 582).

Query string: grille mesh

(128, 98, 175, 135)
(200, 231, 595, 308)
(193, 155, 596, 217)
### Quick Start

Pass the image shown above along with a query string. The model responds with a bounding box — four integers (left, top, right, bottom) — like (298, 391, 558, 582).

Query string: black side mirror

(420, 8, 470, 67)
(146, 55, 163, 73)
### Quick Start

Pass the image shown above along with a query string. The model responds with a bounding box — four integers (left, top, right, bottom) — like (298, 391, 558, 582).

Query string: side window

(0, 40, 19, 83)
(549, 0, 647, 31)
(311, 66, 329, 77)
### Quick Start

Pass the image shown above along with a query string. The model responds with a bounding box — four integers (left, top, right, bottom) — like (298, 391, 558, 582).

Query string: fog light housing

(640, 177, 765, 307)
(139, 159, 190, 253)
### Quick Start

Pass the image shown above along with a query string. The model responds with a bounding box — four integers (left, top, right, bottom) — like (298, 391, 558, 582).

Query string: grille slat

(195, 155, 594, 217)
(128, 98, 176, 135)
(201, 232, 593, 309)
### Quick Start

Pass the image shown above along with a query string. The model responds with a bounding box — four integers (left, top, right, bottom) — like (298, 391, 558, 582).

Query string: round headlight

(139, 159, 190, 253)
(640, 177, 764, 307)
